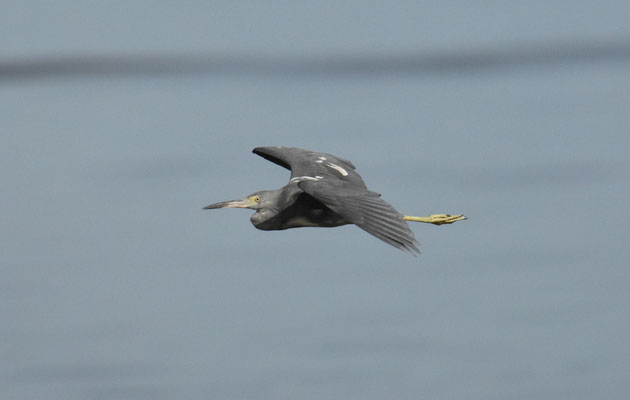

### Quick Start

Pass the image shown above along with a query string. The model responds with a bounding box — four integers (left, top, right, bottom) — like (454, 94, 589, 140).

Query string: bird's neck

(250, 208, 279, 231)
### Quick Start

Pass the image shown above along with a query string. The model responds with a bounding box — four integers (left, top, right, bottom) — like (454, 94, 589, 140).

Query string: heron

(203, 147, 466, 255)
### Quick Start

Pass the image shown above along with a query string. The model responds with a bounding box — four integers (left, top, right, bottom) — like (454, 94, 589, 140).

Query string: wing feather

(298, 180, 420, 255)
(253, 146, 367, 189)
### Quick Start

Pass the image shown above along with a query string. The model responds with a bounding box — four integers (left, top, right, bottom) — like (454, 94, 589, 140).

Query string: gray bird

(204, 147, 466, 255)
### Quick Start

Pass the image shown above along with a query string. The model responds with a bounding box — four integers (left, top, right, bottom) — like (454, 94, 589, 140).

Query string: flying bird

(203, 147, 466, 255)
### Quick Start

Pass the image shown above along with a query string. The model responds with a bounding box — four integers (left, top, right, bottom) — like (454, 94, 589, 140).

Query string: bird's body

(204, 147, 466, 255)
(251, 190, 349, 230)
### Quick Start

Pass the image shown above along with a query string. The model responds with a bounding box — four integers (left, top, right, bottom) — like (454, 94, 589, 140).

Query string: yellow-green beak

(203, 197, 256, 210)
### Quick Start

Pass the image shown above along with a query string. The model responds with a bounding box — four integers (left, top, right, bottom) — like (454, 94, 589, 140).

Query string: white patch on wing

(315, 160, 323, 163)
(325, 162, 349, 176)
(290, 176, 320, 182)
(318, 156, 327, 160)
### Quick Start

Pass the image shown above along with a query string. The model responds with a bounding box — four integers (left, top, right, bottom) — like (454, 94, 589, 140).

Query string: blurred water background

(2, 2, 630, 399)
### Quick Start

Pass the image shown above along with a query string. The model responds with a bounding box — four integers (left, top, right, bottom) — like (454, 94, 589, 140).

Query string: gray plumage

(204, 146, 420, 255)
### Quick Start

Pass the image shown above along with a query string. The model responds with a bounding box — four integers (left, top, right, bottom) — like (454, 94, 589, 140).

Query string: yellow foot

(404, 214, 467, 225)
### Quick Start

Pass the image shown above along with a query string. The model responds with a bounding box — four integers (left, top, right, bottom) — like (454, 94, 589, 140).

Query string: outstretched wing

(252, 146, 367, 190)
(253, 146, 356, 171)
(298, 179, 420, 255)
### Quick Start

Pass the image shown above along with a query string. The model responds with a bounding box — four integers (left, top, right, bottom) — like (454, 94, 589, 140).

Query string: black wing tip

(252, 146, 268, 155)
(252, 146, 292, 170)
(395, 239, 421, 256)
(252, 145, 287, 152)
(252, 146, 278, 156)
(381, 233, 420, 256)
(360, 224, 420, 256)
(382, 238, 420, 256)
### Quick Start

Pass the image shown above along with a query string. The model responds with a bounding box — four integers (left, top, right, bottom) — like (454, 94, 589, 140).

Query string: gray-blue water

(2, 2, 630, 399)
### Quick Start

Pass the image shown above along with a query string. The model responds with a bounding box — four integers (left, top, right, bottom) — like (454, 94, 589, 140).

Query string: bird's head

(203, 190, 272, 211)
(203, 189, 282, 222)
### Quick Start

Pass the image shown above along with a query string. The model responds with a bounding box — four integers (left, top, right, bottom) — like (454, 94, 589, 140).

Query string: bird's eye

(254, 196, 261, 202)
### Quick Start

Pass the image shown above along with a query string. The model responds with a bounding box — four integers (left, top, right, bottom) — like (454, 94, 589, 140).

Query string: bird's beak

(202, 197, 256, 210)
